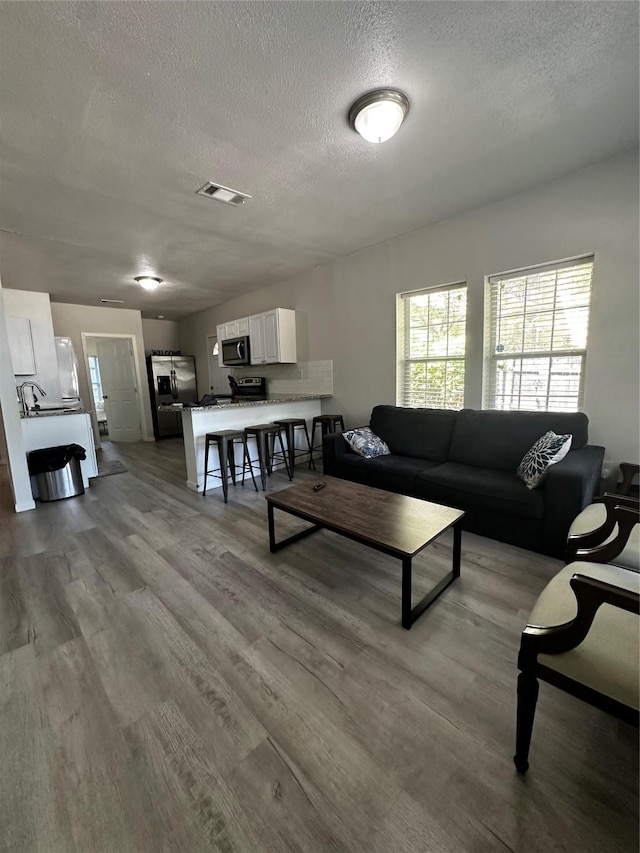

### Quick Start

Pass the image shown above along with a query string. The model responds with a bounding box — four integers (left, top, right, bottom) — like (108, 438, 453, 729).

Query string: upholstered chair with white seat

(514, 557, 640, 773)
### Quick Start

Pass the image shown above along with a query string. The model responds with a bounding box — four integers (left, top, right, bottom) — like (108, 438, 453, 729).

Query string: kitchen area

(0, 290, 333, 509)
(150, 308, 333, 493)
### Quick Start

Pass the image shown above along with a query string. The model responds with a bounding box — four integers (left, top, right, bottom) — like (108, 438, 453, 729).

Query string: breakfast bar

(181, 395, 330, 492)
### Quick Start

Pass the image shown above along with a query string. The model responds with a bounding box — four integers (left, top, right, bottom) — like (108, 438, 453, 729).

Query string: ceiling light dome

(349, 89, 410, 143)
(134, 275, 162, 291)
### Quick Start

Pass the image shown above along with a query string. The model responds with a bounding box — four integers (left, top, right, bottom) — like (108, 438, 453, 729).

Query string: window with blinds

(397, 283, 467, 409)
(484, 257, 594, 412)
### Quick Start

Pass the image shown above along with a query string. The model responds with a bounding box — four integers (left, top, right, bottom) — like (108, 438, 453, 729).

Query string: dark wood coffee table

(266, 476, 465, 629)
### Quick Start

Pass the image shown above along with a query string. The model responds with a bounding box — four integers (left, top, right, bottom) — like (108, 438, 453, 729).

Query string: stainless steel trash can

(28, 445, 86, 502)
(35, 456, 85, 501)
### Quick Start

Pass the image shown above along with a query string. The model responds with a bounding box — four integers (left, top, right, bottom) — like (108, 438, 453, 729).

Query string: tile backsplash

(234, 360, 333, 395)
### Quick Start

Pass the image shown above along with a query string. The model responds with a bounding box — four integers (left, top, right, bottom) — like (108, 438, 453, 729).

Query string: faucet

(17, 382, 46, 415)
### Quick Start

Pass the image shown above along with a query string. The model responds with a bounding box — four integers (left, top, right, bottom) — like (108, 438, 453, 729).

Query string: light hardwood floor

(1, 439, 637, 852)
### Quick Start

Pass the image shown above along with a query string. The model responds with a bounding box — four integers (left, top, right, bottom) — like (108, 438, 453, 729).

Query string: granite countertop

(21, 408, 89, 419)
(176, 394, 332, 413)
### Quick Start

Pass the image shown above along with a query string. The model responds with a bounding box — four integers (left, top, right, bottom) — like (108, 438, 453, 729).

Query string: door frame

(81, 332, 148, 447)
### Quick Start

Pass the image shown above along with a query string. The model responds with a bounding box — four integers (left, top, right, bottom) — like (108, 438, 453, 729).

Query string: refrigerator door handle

(171, 370, 178, 399)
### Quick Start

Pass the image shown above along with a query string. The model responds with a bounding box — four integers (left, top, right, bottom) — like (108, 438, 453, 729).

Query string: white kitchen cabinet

(248, 314, 265, 363)
(249, 308, 296, 364)
(7, 316, 36, 375)
(216, 318, 249, 366)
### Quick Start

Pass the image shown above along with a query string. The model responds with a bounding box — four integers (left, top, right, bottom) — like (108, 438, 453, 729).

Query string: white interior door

(95, 338, 141, 442)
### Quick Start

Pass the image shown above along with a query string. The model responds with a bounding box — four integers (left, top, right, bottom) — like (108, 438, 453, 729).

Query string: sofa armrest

(543, 445, 605, 557)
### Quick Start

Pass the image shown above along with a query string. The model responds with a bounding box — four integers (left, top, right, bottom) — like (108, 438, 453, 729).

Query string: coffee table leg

(402, 557, 412, 629)
(268, 502, 276, 552)
(453, 521, 462, 578)
(267, 503, 323, 553)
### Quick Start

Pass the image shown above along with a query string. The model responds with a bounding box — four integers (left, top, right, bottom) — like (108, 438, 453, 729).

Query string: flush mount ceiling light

(348, 88, 410, 143)
(134, 275, 162, 291)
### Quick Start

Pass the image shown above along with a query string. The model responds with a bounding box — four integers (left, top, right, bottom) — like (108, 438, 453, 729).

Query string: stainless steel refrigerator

(146, 355, 198, 439)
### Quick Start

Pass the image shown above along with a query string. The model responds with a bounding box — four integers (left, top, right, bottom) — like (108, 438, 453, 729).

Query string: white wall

(2, 289, 63, 401)
(0, 281, 35, 511)
(50, 303, 154, 441)
(141, 319, 180, 354)
(179, 152, 639, 467)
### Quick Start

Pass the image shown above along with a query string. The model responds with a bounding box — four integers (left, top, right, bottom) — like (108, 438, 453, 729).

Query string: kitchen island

(180, 395, 331, 493)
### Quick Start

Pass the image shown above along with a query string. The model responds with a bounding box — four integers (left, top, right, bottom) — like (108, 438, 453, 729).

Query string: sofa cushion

(416, 462, 545, 519)
(448, 409, 589, 472)
(333, 451, 441, 494)
(369, 405, 457, 462)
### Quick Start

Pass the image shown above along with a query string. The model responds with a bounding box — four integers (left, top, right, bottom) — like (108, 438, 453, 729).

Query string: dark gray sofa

(323, 406, 605, 558)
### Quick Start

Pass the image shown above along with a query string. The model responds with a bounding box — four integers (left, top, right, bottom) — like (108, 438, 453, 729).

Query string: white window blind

(397, 283, 467, 409)
(484, 257, 593, 412)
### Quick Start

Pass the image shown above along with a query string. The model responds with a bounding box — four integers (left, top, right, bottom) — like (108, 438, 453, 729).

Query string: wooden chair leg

(514, 670, 539, 773)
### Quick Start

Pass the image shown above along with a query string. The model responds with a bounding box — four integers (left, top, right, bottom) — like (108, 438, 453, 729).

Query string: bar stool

(203, 430, 257, 503)
(243, 423, 293, 491)
(310, 414, 345, 461)
(273, 418, 316, 475)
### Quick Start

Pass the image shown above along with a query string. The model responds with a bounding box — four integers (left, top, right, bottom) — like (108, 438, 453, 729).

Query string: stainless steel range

(233, 377, 266, 399)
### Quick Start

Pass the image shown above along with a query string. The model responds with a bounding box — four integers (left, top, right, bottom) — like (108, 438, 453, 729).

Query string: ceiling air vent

(196, 181, 251, 206)
(100, 298, 124, 304)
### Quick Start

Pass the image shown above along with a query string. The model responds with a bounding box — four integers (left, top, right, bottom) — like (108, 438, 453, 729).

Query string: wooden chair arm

(567, 496, 639, 557)
(571, 505, 639, 564)
(519, 573, 640, 667)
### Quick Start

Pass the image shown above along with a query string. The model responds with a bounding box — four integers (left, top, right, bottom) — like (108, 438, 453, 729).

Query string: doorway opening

(88, 355, 109, 438)
(82, 334, 144, 444)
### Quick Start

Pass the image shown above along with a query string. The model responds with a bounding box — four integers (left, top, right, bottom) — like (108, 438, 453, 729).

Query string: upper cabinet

(220, 318, 248, 339)
(249, 309, 296, 365)
(216, 317, 250, 366)
(7, 316, 36, 375)
(217, 309, 296, 366)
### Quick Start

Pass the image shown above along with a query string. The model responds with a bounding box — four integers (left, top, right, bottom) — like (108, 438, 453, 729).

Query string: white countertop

(170, 394, 332, 413)
(21, 408, 90, 419)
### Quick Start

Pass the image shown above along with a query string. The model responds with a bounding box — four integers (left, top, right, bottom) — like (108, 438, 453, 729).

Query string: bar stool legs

(310, 415, 345, 464)
(273, 418, 316, 476)
(243, 424, 293, 491)
(203, 431, 258, 502)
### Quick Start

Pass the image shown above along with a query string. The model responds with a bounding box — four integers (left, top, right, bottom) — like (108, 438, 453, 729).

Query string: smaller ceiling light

(349, 88, 410, 143)
(134, 275, 162, 291)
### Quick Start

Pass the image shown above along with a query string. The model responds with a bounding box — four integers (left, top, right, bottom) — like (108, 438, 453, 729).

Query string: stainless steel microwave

(221, 335, 251, 366)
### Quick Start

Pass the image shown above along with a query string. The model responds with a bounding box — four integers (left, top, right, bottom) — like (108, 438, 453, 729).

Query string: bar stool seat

(273, 418, 316, 475)
(311, 414, 345, 461)
(243, 423, 293, 491)
(203, 430, 257, 503)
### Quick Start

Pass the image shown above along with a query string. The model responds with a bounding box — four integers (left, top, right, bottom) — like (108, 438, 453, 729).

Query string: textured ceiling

(0, 2, 638, 319)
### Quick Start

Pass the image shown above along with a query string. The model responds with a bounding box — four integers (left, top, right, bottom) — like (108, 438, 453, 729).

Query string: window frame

(483, 256, 594, 412)
(397, 281, 468, 411)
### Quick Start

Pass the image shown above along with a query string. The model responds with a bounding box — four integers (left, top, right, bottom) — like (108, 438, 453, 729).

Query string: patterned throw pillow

(343, 427, 391, 459)
(517, 430, 573, 489)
